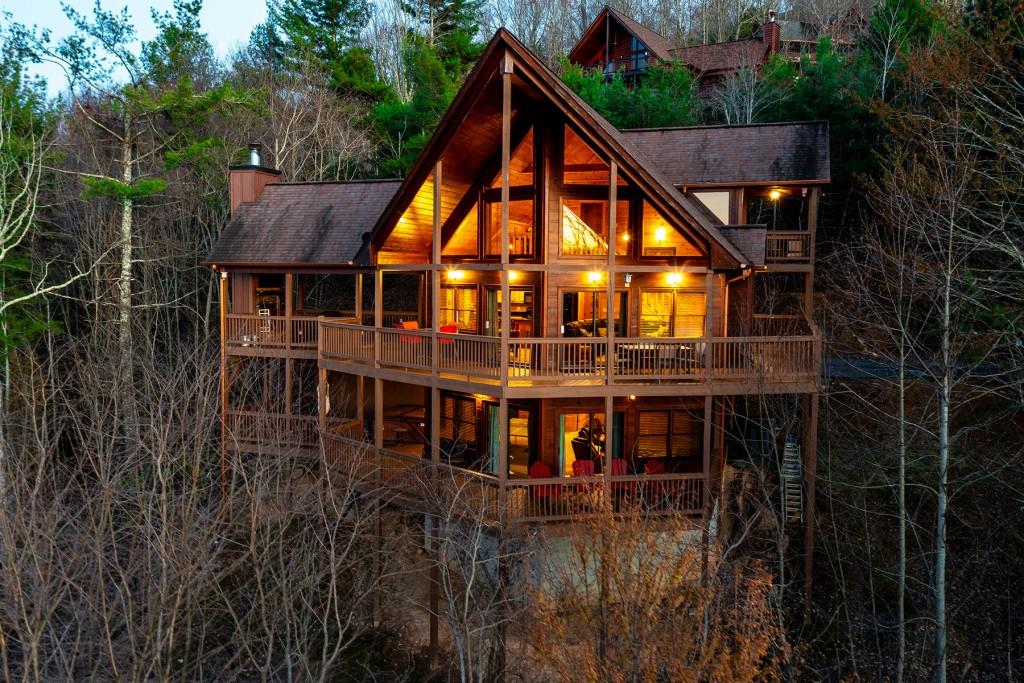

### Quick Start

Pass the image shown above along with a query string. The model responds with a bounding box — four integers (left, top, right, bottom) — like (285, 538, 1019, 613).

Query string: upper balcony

(318, 319, 820, 396)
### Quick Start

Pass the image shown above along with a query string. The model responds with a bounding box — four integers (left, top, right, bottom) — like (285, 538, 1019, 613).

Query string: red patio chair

(572, 458, 598, 495)
(642, 458, 668, 506)
(529, 461, 559, 514)
(438, 323, 459, 361)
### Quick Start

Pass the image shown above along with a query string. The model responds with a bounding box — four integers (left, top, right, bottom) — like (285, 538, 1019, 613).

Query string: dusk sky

(1, 0, 268, 94)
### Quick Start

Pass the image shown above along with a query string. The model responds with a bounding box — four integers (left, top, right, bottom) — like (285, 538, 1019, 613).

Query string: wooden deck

(320, 433, 705, 525)
(318, 320, 821, 394)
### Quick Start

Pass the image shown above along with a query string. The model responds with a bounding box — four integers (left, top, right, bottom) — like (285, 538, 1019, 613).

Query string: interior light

(447, 269, 465, 281)
(769, 188, 782, 201)
(654, 227, 667, 243)
(666, 272, 683, 287)
(587, 271, 604, 284)
(624, 272, 632, 287)
(622, 232, 630, 242)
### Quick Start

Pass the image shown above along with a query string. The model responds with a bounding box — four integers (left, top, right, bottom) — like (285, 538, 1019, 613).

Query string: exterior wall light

(666, 272, 683, 287)
(769, 188, 782, 201)
(587, 271, 604, 284)
(624, 272, 632, 287)
(447, 269, 465, 281)
(654, 226, 667, 243)
(508, 270, 519, 282)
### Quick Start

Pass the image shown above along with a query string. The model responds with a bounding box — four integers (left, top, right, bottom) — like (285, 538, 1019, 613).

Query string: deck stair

(781, 437, 803, 524)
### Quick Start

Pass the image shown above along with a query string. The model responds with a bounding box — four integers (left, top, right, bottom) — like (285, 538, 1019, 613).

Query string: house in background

(569, 5, 853, 89)
(207, 29, 827, 601)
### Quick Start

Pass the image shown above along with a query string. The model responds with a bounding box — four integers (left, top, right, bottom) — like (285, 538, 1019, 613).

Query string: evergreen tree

(561, 62, 699, 129)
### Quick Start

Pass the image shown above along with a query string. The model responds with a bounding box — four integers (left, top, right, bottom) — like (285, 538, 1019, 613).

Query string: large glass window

(558, 411, 623, 477)
(442, 205, 478, 257)
(485, 199, 534, 257)
(294, 274, 354, 316)
(641, 201, 701, 258)
(439, 285, 478, 332)
(561, 198, 630, 257)
(490, 128, 534, 188)
(561, 290, 627, 337)
(745, 188, 808, 231)
(440, 394, 478, 469)
(639, 290, 706, 337)
(638, 408, 703, 459)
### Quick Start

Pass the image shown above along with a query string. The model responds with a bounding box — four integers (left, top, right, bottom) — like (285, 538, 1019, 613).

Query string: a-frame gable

(364, 29, 747, 269)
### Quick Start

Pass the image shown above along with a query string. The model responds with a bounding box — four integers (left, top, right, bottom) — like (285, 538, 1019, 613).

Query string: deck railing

(226, 313, 356, 354)
(318, 321, 820, 387)
(320, 433, 704, 524)
(225, 411, 321, 449)
(765, 231, 811, 262)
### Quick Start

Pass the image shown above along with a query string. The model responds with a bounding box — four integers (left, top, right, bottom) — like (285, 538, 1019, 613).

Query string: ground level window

(637, 408, 702, 459)
(557, 411, 623, 477)
(440, 394, 478, 469)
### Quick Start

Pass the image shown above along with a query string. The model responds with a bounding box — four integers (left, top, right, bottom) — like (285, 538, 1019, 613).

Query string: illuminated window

(442, 204, 479, 257)
(641, 201, 701, 257)
(639, 290, 705, 337)
(439, 285, 478, 332)
(561, 198, 630, 256)
(485, 199, 534, 257)
(490, 128, 534, 188)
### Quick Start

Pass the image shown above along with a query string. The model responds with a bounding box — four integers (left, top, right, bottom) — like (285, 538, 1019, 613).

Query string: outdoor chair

(528, 461, 559, 514)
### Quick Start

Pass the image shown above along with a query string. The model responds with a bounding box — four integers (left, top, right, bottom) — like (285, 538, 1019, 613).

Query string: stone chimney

(229, 143, 281, 214)
(762, 10, 781, 55)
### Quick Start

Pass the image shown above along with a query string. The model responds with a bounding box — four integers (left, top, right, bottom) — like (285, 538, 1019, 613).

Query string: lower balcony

(225, 314, 353, 358)
(225, 411, 360, 454)
(318, 321, 820, 392)
(320, 433, 705, 525)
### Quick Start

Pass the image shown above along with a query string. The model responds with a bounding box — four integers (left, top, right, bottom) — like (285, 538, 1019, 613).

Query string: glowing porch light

(666, 272, 683, 287)
(508, 270, 519, 282)
(447, 269, 465, 281)
(587, 271, 604, 284)
(654, 226, 667, 243)
(769, 188, 782, 201)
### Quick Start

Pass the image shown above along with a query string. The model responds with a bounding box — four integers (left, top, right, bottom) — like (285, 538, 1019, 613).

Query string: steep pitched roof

(207, 180, 401, 266)
(367, 28, 749, 268)
(670, 38, 768, 74)
(568, 6, 674, 64)
(623, 122, 830, 186)
(605, 6, 674, 61)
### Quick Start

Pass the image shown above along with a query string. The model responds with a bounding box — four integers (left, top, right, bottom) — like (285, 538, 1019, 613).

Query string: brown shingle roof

(623, 121, 830, 186)
(670, 38, 768, 73)
(605, 6, 674, 61)
(720, 226, 767, 266)
(207, 179, 401, 266)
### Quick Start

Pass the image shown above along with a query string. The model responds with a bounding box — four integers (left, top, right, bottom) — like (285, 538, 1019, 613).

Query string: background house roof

(669, 39, 768, 73)
(623, 121, 830, 186)
(207, 179, 401, 266)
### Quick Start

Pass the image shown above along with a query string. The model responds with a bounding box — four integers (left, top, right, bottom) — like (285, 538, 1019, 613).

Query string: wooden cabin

(207, 30, 826, 541)
(569, 5, 854, 88)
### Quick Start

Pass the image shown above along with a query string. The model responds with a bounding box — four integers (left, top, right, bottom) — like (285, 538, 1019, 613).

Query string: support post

(432, 162, 442, 378)
(607, 162, 617, 387)
(499, 53, 512, 385)
(374, 269, 383, 368)
(355, 272, 363, 323)
(374, 378, 384, 451)
(705, 270, 714, 381)
(803, 392, 819, 622)
(318, 366, 328, 433)
(604, 395, 614, 503)
(219, 271, 229, 498)
(431, 387, 441, 465)
(498, 397, 508, 512)
(805, 187, 819, 316)
(285, 272, 293, 349)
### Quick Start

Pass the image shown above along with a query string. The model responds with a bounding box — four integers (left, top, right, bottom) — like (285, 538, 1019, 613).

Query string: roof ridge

(268, 178, 404, 187)
(622, 120, 828, 133)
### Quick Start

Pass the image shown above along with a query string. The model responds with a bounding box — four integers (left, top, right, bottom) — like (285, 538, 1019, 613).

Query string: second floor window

(639, 290, 706, 338)
(439, 285, 478, 332)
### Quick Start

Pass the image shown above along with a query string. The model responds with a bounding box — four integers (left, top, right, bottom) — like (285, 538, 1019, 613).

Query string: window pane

(640, 291, 673, 337)
(440, 285, 478, 332)
(638, 410, 669, 458)
(486, 199, 534, 256)
(564, 126, 608, 185)
(692, 191, 730, 223)
(642, 201, 701, 257)
(443, 204, 478, 257)
(490, 128, 534, 188)
(562, 198, 607, 256)
(670, 409, 701, 458)
(674, 291, 706, 337)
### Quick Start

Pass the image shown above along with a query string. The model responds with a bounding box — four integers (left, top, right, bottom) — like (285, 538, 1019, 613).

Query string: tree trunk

(897, 338, 907, 683)
(934, 265, 952, 683)
(117, 132, 138, 438)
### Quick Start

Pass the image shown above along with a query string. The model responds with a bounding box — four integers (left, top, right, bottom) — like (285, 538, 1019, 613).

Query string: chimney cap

(229, 142, 281, 174)
(767, 9, 777, 21)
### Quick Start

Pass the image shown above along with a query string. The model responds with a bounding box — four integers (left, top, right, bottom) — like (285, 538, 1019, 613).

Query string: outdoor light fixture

(622, 232, 630, 242)
(624, 272, 633, 288)
(666, 272, 683, 287)
(769, 188, 782, 201)
(654, 226, 667, 243)
(447, 269, 465, 281)
(508, 270, 519, 282)
(629, 395, 637, 401)
(587, 271, 603, 284)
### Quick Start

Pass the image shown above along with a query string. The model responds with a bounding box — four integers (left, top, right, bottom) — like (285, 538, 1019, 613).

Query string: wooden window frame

(637, 407, 704, 459)
(638, 287, 706, 338)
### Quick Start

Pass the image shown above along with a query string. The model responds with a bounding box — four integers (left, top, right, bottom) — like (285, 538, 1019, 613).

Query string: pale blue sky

(2, 0, 268, 94)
